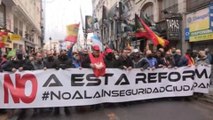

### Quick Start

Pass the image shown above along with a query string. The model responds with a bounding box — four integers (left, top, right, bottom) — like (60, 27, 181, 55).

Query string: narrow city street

(0, 0, 213, 120)
(6, 98, 213, 120)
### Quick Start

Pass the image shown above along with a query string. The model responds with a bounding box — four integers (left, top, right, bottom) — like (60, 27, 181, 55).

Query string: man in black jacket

(43, 51, 58, 69)
(3, 50, 34, 72)
(115, 48, 133, 70)
(3, 50, 34, 119)
(56, 50, 73, 69)
(54, 50, 72, 115)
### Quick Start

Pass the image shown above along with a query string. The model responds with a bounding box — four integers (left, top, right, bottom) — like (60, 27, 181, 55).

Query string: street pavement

(1, 98, 213, 120)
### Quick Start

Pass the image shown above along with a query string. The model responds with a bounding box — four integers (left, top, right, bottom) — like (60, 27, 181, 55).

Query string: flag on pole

(135, 14, 169, 47)
(0, 31, 8, 48)
(85, 16, 93, 33)
(65, 23, 80, 43)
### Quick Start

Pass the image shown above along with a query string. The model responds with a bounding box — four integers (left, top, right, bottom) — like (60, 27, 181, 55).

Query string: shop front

(185, 3, 213, 51)
(24, 38, 35, 54)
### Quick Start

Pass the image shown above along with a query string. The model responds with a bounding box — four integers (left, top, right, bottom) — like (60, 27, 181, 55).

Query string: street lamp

(49, 37, 52, 50)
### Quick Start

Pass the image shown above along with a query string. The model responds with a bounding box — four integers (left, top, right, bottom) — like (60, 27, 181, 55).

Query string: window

(162, 0, 177, 10)
(13, 16, 19, 34)
(159, 0, 178, 20)
(19, 21, 23, 37)
(111, 21, 113, 37)
(0, 4, 5, 28)
(124, 0, 133, 11)
(141, 2, 154, 20)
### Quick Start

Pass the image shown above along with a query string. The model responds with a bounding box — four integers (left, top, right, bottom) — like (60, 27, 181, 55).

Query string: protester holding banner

(131, 49, 149, 69)
(31, 52, 51, 116)
(104, 48, 117, 68)
(67, 44, 82, 68)
(204, 48, 212, 64)
(2, 50, 34, 72)
(32, 52, 45, 70)
(178, 49, 195, 67)
(0, 54, 7, 72)
(82, 45, 106, 77)
(56, 50, 73, 70)
(2, 50, 34, 119)
(155, 50, 166, 68)
(195, 50, 210, 65)
(164, 50, 175, 68)
(144, 50, 158, 69)
(43, 51, 58, 69)
(72, 52, 82, 68)
(116, 48, 133, 70)
(81, 45, 106, 111)
(173, 49, 182, 67)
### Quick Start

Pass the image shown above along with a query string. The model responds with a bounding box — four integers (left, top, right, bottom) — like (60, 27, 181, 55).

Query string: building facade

(92, 0, 213, 53)
(185, 0, 213, 51)
(0, 0, 43, 54)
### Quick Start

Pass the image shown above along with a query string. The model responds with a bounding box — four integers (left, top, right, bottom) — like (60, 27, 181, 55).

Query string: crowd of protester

(0, 45, 212, 117)
(0, 46, 212, 72)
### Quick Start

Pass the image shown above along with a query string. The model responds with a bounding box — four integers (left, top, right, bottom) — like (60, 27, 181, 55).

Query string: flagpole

(79, 5, 87, 49)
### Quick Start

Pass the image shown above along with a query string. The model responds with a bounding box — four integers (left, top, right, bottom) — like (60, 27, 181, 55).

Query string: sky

(44, 0, 93, 42)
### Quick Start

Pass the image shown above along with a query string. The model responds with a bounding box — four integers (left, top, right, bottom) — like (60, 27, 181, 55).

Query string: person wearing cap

(82, 45, 106, 77)
(104, 48, 117, 68)
(132, 49, 149, 69)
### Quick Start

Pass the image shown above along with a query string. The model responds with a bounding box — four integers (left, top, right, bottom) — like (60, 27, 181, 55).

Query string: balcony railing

(160, 4, 178, 21)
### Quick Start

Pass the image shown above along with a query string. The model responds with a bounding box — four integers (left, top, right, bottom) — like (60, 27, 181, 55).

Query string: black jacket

(56, 55, 73, 69)
(3, 59, 34, 72)
(81, 55, 91, 68)
(115, 56, 133, 69)
(173, 54, 182, 67)
(133, 58, 149, 69)
(104, 53, 117, 68)
(43, 57, 58, 69)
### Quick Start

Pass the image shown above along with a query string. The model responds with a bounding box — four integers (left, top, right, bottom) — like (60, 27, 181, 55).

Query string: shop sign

(166, 19, 182, 40)
(10, 34, 21, 41)
(186, 3, 213, 42)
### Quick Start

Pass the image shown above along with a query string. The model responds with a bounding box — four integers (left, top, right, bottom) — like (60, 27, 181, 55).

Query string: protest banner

(0, 65, 211, 108)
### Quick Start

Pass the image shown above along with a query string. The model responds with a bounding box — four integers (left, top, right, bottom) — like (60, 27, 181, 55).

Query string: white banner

(0, 65, 211, 109)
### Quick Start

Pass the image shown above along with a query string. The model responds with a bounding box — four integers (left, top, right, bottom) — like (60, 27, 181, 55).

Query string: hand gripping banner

(0, 65, 211, 108)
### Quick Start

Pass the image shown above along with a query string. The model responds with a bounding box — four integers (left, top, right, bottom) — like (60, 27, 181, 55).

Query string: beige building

(93, 0, 212, 51)
(93, 0, 184, 49)
(0, 0, 43, 54)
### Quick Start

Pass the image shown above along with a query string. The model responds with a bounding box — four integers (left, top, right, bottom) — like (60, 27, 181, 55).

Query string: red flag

(0, 31, 8, 36)
(135, 14, 169, 47)
(0, 36, 5, 48)
(155, 34, 169, 47)
(0, 32, 7, 48)
(135, 31, 149, 38)
(65, 23, 80, 43)
(135, 14, 159, 46)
